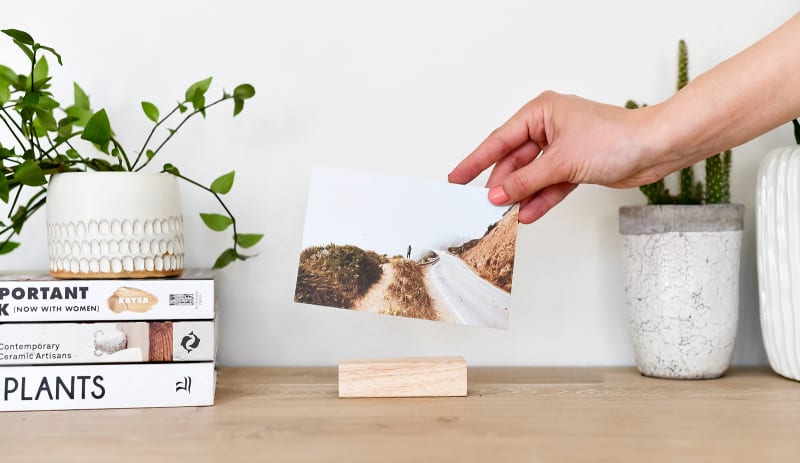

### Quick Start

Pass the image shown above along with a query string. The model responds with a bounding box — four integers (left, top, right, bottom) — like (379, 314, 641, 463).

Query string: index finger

(448, 114, 532, 185)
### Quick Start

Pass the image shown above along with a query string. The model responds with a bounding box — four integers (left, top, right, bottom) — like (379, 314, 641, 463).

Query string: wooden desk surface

(3, 367, 800, 462)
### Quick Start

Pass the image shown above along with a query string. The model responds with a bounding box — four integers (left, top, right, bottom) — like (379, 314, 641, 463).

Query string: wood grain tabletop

(3, 367, 799, 462)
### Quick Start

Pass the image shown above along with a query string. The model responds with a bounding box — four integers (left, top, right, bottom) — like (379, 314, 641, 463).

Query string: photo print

(294, 167, 518, 329)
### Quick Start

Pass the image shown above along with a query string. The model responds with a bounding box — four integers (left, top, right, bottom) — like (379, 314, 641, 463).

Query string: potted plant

(0, 29, 262, 277)
(619, 40, 744, 379)
(756, 119, 800, 381)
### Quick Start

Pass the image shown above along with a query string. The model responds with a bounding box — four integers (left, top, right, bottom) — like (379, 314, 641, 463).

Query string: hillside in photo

(295, 244, 387, 308)
(454, 205, 518, 292)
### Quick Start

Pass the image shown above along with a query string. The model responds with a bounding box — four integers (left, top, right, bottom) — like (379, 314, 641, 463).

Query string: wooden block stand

(338, 357, 467, 398)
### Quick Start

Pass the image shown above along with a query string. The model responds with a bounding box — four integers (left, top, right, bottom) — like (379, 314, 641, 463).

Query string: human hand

(448, 91, 677, 223)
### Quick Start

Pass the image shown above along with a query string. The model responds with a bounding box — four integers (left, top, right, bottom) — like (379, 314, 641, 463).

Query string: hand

(448, 91, 675, 223)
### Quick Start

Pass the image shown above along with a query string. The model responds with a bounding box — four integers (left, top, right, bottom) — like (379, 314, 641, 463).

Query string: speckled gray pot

(619, 204, 744, 379)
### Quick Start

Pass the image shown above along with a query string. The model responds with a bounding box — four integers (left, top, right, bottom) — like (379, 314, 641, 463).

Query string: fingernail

(488, 186, 509, 205)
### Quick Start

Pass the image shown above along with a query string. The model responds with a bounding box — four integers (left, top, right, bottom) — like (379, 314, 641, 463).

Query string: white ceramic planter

(46, 172, 184, 279)
(619, 205, 744, 379)
(756, 146, 800, 381)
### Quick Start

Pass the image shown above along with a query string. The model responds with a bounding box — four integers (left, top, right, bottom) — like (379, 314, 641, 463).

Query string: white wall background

(2, 1, 797, 366)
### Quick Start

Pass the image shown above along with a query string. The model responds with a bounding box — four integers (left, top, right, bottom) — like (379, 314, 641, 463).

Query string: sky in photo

(300, 166, 508, 259)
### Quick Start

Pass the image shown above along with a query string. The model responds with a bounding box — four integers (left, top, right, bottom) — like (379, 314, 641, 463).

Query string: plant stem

(41, 131, 83, 158)
(132, 103, 182, 169)
(135, 97, 229, 172)
(64, 139, 92, 167)
(27, 49, 36, 155)
(0, 111, 26, 149)
(0, 194, 45, 253)
(162, 169, 240, 256)
(7, 185, 22, 219)
(111, 137, 132, 170)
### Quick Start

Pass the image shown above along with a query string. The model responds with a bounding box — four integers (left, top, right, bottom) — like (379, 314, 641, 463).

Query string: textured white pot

(619, 205, 744, 379)
(46, 172, 184, 279)
(756, 146, 800, 381)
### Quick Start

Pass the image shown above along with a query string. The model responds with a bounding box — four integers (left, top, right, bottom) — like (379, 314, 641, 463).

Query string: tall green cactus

(631, 40, 732, 205)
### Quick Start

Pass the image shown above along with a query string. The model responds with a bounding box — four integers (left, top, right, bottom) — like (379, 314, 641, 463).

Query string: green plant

(627, 40, 732, 205)
(0, 29, 261, 268)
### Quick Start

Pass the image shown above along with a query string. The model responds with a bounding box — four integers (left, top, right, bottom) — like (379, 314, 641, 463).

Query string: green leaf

(31, 117, 46, 137)
(58, 115, 79, 127)
(212, 248, 238, 269)
(10, 205, 26, 233)
(233, 84, 255, 100)
(146, 149, 155, 160)
(19, 107, 34, 124)
(233, 98, 244, 116)
(141, 101, 159, 122)
(12, 40, 34, 61)
(33, 56, 48, 83)
(2, 29, 34, 45)
(36, 44, 62, 65)
(31, 76, 51, 91)
(65, 106, 92, 127)
(0, 65, 17, 83)
(81, 109, 111, 149)
(210, 171, 235, 195)
(35, 109, 58, 132)
(0, 85, 9, 105)
(178, 102, 188, 113)
(192, 94, 206, 113)
(235, 233, 263, 248)
(162, 163, 180, 175)
(200, 212, 233, 231)
(0, 174, 8, 202)
(14, 160, 46, 186)
(0, 241, 20, 255)
(185, 77, 212, 104)
(65, 148, 80, 159)
(74, 83, 90, 109)
(36, 95, 59, 110)
(19, 91, 40, 109)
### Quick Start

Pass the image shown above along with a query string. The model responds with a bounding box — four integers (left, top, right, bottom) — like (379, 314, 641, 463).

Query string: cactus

(631, 40, 732, 205)
(677, 40, 689, 91)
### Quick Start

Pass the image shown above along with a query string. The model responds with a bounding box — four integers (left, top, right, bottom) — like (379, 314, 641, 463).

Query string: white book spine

(0, 321, 215, 365)
(0, 362, 215, 411)
(0, 271, 214, 322)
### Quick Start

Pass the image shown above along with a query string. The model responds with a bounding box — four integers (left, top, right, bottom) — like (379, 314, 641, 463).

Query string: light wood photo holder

(338, 357, 467, 398)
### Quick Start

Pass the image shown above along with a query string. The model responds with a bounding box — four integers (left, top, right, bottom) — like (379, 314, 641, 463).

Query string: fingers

(486, 140, 542, 188)
(448, 102, 543, 185)
(518, 182, 578, 224)
(487, 149, 567, 205)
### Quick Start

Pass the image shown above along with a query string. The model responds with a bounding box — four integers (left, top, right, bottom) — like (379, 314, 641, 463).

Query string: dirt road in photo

(426, 249, 511, 329)
(353, 263, 394, 313)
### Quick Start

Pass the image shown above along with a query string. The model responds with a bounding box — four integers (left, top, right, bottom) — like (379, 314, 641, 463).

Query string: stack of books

(0, 269, 216, 411)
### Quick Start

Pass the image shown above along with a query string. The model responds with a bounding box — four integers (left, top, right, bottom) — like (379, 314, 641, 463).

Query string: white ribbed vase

(756, 146, 800, 381)
(46, 172, 184, 279)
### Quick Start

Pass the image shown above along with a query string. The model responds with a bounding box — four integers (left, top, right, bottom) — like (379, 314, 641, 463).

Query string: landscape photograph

(294, 167, 518, 329)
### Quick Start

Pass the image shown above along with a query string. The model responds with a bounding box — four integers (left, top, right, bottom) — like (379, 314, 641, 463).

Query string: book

(0, 321, 215, 365)
(0, 269, 214, 322)
(0, 362, 215, 411)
